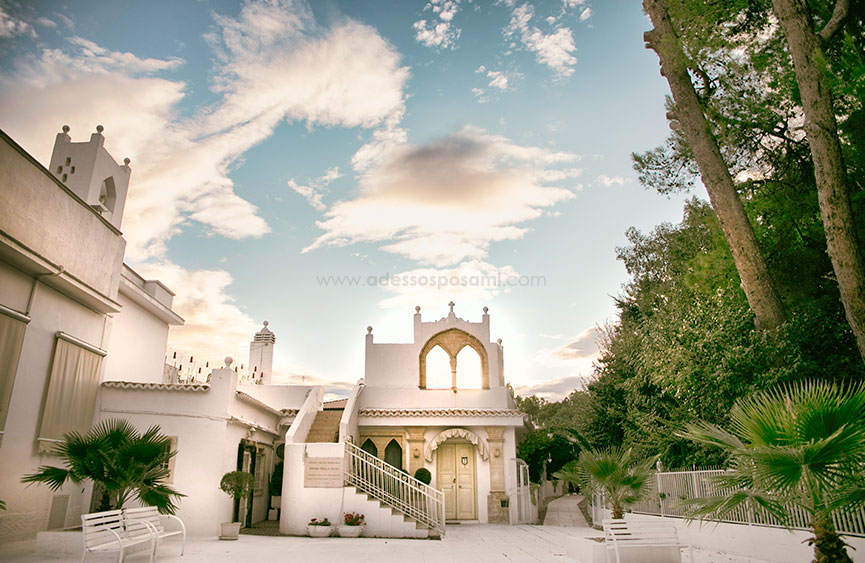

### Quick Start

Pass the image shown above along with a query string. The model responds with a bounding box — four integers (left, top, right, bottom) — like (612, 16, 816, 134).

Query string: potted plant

(219, 470, 254, 540)
(337, 512, 365, 537)
(307, 517, 333, 537)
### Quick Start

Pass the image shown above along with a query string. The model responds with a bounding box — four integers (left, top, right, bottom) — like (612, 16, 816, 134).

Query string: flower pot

(219, 522, 241, 540)
(337, 525, 365, 538)
(307, 525, 333, 537)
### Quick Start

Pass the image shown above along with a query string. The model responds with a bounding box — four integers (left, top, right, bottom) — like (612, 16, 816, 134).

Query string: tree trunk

(810, 514, 853, 563)
(642, 0, 786, 331)
(611, 502, 624, 520)
(771, 0, 865, 364)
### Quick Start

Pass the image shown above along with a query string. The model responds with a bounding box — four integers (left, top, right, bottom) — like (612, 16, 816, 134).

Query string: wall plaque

(304, 457, 344, 488)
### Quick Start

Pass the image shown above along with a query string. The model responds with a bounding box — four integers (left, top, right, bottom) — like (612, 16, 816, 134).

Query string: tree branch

(818, 0, 849, 43)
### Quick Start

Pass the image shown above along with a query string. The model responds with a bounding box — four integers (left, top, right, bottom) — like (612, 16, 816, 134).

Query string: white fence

(617, 469, 865, 537)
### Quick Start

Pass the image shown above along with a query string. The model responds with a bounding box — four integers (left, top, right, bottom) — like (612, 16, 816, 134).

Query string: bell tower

(48, 125, 132, 230)
(249, 321, 276, 385)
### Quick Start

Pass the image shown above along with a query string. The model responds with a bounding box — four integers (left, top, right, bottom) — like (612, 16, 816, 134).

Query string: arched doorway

(436, 440, 477, 520)
(384, 439, 403, 470)
(361, 438, 378, 457)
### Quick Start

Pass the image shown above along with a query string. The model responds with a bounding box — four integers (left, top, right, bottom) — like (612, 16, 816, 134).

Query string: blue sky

(0, 0, 702, 398)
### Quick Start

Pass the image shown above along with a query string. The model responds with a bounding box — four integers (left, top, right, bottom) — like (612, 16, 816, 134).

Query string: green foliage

(269, 461, 283, 496)
(414, 467, 432, 485)
(220, 471, 254, 501)
(21, 419, 184, 514)
(584, 199, 863, 468)
(515, 429, 579, 483)
(554, 447, 656, 519)
(679, 380, 865, 562)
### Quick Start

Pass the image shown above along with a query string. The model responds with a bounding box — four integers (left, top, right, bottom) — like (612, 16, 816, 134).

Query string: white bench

(603, 518, 693, 563)
(123, 506, 186, 557)
(81, 509, 155, 563)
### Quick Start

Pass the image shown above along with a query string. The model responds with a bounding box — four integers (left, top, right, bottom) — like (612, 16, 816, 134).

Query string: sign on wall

(304, 457, 344, 488)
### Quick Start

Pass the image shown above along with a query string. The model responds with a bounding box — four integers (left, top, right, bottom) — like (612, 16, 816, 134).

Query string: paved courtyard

(0, 524, 785, 563)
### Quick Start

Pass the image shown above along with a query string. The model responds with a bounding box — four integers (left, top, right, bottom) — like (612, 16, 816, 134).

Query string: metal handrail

(344, 441, 445, 536)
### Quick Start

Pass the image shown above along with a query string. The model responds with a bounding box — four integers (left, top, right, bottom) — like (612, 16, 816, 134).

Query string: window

(160, 436, 179, 484)
(455, 346, 483, 389)
(254, 448, 265, 494)
(0, 307, 28, 446)
(37, 334, 105, 452)
(425, 345, 452, 389)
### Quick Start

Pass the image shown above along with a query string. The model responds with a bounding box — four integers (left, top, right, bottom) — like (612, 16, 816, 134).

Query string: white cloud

(472, 87, 488, 103)
(303, 125, 580, 267)
(0, 4, 36, 38)
(413, 0, 462, 49)
(579, 7, 592, 21)
(134, 260, 260, 363)
(514, 375, 589, 401)
(595, 174, 632, 187)
(562, 0, 586, 6)
(288, 166, 342, 211)
(0, 0, 409, 261)
(504, 3, 577, 78)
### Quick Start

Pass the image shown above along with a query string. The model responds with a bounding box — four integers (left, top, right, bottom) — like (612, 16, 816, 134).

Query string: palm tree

(554, 447, 656, 519)
(679, 380, 865, 563)
(22, 418, 185, 514)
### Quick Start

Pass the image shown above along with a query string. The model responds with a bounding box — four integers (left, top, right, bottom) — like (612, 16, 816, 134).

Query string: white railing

(344, 441, 445, 536)
(610, 468, 865, 537)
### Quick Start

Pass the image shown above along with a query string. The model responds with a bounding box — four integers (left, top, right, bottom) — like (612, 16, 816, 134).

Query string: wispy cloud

(504, 3, 577, 78)
(0, 0, 409, 261)
(0, 3, 36, 38)
(595, 174, 632, 187)
(288, 166, 342, 211)
(413, 0, 462, 49)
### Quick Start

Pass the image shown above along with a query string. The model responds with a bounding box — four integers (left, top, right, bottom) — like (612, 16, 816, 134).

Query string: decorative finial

(497, 338, 502, 345)
(263, 320, 269, 327)
(96, 125, 104, 133)
(415, 305, 421, 313)
(62, 125, 70, 133)
(483, 306, 489, 314)
(123, 157, 131, 165)
(448, 301, 455, 314)
(367, 326, 373, 334)
(225, 356, 234, 368)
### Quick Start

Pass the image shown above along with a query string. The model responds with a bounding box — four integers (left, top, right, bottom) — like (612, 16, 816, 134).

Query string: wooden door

(436, 442, 476, 520)
(438, 443, 457, 520)
(455, 443, 476, 519)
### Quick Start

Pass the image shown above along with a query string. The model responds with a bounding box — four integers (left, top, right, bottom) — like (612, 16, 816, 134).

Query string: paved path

(543, 494, 590, 528)
(0, 523, 792, 563)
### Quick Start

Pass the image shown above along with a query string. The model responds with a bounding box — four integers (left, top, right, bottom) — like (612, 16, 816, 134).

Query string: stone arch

(384, 438, 403, 470)
(361, 438, 378, 457)
(419, 329, 489, 389)
(424, 428, 489, 462)
(99, 176, 117, 213)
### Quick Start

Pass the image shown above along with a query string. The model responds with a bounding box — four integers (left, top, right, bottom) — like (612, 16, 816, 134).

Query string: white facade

(280, 304, 528, 537)
(0, 127, 181, 543)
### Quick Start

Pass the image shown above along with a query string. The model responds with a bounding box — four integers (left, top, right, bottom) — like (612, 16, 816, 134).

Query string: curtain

(0, 312, 27, 444)
(38, 337, 103, 452)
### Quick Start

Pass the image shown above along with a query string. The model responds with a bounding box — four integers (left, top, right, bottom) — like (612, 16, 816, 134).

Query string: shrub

(414, 467, 432, 485)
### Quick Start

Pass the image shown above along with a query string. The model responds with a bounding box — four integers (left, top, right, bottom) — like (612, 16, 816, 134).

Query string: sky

(0, 0, 703, 399)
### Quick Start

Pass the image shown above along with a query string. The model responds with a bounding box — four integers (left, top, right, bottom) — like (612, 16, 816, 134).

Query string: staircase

(305, 409, 342, 443)
(345, 441, 446, 536)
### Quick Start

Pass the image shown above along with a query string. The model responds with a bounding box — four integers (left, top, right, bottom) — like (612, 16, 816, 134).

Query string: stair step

(305, 408, 343, 443)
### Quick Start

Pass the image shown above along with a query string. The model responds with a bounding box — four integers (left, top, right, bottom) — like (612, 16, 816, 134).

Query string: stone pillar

(407, 427, 426, 475)
(485, 426, 509, 524)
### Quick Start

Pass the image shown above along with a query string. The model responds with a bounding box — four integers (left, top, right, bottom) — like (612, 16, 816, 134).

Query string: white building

(0, 126, 183, 543)
(279, 303, 531, 538)
(0, 125, 531, 543)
